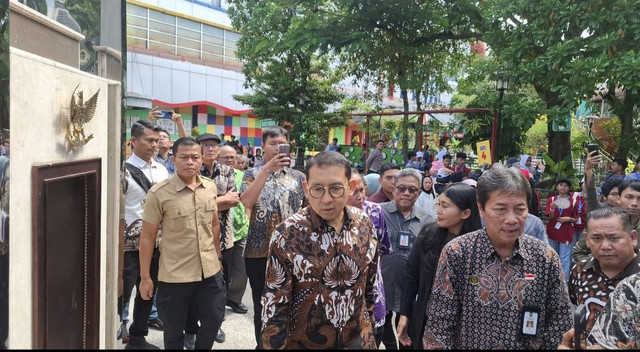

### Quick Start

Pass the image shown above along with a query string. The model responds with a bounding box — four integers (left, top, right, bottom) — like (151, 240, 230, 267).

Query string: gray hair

(477, 164, 531, 208)
(394, 168, 422, 186)
(586, 206, 634, 233)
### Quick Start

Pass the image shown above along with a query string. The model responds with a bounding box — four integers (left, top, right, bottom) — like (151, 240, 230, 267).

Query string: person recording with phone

(239, 126, 306, 348)
(147, 106, 188, 175)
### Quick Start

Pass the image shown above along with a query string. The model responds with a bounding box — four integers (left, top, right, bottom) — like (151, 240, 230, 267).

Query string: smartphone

(586, 143, 599, 156)
(160, 110, 173, 119)
(573, 304, 587, 350)
(278, 144, 290, 155)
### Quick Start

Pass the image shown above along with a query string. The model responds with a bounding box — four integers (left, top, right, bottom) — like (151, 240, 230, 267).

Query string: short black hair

(442, 153, 452, 161)
(379, 163, 401, 177)
(262, 126, 288, 143)
(332, 138, 338, 142)
(618, 179, 640, 196)
(305, 151, 352, 181)
(601, 177, 623, 197)
(408, 151, 417, 159)
(456, 152, 467, 160)
(376, 139, 385, 144)
(613, 158, 628, 169)
(131, 120, 160, 139)
(172, 137, 200, 156)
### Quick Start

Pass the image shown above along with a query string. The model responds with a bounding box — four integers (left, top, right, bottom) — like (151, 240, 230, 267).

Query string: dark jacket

(399, 224, 450, 349)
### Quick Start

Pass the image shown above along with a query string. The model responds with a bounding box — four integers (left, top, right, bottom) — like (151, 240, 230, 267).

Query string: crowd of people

(118, 112, 640, 350)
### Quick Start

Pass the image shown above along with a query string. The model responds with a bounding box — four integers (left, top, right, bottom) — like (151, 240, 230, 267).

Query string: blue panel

(207, 114, 216, 125)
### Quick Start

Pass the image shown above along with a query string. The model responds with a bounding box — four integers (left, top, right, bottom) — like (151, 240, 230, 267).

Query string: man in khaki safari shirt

(139, 137, 226, 350)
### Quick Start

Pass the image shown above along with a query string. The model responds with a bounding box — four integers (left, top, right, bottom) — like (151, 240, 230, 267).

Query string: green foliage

(453, 57, 545, 160)
(66, 0, 101, 40)
(482, 0, 640, 161)
(540, 154, 581, 189)
(523, 118, 548, 157)
(191, 127, 202, 138)
(228, 1, 347, 151)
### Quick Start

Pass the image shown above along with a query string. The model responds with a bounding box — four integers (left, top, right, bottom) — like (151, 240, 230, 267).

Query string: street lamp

(494, 73, 509, 162)
(293, 93, 310, 170)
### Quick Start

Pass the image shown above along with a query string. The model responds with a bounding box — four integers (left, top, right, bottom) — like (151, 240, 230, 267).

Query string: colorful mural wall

(125, 101, 263, 148)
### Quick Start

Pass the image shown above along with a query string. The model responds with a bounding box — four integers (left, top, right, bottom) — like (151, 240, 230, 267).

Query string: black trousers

(245, 257, 267, 349)
(120, 248, 159, 339)
(157, 272, 226, 350)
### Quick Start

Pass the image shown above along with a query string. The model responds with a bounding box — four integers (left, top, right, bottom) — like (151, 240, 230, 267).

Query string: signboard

(476, 140, 492, 165)
(552, 115, 571, 132)
(260, 119, 277, 128)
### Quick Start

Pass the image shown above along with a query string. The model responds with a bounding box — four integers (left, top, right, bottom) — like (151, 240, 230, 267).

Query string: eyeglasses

(396, 186, 420, 195)
(308, 185, 347, 199)
(201, 143, 219, 149)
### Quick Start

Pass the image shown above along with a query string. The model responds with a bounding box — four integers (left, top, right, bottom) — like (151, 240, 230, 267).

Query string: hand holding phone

(278, 144, 290, 155)
(160, 110, 173, 119)
(573, 304, 587, 350)
(586, 144, 599, 156)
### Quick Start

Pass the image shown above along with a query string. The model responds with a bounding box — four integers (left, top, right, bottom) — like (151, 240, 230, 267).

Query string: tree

(482, 0, 640, 162)
(227, 1, 346, 151)
(452, 56, 545, 160)
(301, 0, 483, 162)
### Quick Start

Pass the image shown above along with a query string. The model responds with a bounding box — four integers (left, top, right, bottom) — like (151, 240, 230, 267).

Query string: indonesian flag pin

(524, 274, 535, 280)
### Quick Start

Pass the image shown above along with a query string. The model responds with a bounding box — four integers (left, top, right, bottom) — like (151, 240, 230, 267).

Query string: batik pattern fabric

(260, 206, 379, 349)
(569, 255, 640, 336)
(363, 200, 392, 328)
(201, 162, 236, 250)
(587, 272, 640, 349)
(241, 166, 306, 258)
(423, 229, 572, 350)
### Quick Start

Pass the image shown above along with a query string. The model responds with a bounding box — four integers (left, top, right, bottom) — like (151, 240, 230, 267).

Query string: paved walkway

(115, 286, 257, 349)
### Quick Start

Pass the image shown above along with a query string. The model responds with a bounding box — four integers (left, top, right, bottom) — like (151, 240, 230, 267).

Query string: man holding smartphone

(239, 126, 306, 348)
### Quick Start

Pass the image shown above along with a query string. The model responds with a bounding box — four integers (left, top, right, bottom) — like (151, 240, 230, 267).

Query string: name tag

(397, 231, 412, 250)
(522, 306, 540, 336)
(554, 221, 562, 230)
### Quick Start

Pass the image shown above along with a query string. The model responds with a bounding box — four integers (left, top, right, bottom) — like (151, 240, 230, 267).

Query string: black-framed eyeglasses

(396, 186, 420, 195)
(308, 185, 347, 199)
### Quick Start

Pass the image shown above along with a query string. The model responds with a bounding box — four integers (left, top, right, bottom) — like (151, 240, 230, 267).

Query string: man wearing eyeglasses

(261, 151, 379, 349)
(380, 168, 434, 350)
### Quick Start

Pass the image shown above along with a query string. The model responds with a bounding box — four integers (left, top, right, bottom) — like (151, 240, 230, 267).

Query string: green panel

(232, 116, 241, 127)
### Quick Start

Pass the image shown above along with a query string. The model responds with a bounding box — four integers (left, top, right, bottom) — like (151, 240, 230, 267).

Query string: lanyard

(395, 211, 410, 231)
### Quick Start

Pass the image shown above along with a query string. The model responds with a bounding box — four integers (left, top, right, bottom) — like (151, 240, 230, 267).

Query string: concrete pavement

(116, 286, 257, 350)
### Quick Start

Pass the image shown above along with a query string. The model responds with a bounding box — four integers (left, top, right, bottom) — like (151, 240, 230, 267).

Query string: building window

(126, 3, 242, 71)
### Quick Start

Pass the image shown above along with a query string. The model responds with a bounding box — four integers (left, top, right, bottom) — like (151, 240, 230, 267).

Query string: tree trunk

(401, 86, 410, 164)
(611, 91, 637, 160)
(547, 123, 571, 163)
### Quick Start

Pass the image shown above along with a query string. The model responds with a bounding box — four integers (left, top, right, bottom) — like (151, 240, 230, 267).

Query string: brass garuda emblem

(66, 85, 99, 148)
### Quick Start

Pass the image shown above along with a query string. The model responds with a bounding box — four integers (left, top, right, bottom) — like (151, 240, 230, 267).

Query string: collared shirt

(362, 201, 392, 328)
(232, 169, 249, 242)
(156, 153, 175, 175)
(201, 162, 236, 251)
(569, 254, 640, 335)
(423, 229, 573, 350)
(123, 153, 169, 252)
(143, 174, 220, 283)
(261, 206, 379, 349)
(381, 201, 434, 312)
(367, 189, 390, 204)
(587, 272, 640, 349)
(241, 165, 306, 258)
